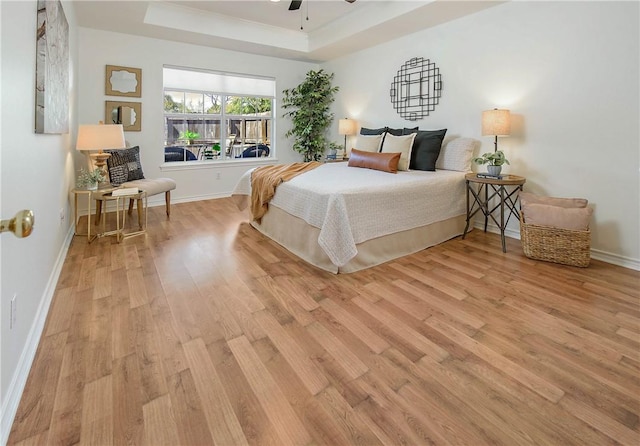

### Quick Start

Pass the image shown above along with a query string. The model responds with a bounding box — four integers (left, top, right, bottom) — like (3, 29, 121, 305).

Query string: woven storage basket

(520, 219, 591, 267)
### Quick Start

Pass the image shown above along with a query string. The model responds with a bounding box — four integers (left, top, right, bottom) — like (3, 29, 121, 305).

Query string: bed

(232, 136, 475, 273)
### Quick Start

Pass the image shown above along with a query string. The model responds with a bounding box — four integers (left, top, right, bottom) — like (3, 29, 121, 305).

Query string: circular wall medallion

(390, 57, 442, 121)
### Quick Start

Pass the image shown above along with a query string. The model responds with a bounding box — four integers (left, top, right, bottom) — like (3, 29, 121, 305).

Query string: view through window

(163, 67, 275, 162)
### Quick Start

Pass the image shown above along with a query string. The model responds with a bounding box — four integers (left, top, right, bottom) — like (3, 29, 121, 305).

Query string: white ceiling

(73, 0, 503, 62)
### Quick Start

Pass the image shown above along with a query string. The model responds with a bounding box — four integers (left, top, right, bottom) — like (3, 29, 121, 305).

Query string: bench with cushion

(96, 146, 176, 224)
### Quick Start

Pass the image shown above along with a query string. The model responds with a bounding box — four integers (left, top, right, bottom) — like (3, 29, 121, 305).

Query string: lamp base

(90, 152, 112, 184)
(90, 151, 112, 172)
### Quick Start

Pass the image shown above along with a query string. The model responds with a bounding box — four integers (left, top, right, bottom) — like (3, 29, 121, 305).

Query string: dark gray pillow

(360, 127, 387, 135)
(386, 127, 418, 136)
(105, 146, 145, 186)
(409, 129, 448, 171)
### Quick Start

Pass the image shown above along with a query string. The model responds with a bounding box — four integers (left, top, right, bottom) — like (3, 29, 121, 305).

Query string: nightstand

(462, 173, 526, 252)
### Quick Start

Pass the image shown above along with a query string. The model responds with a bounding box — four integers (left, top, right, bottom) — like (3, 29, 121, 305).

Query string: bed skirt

(250, 204, 468, 274)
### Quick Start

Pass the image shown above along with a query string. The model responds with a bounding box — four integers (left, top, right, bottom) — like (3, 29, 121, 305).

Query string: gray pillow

(359, 126, 387, 135)
(105, 146, 145, 186)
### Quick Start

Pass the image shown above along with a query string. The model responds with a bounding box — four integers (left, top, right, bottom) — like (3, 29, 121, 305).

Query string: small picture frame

(105, 65, 142, 98)
(105, 100, 141, 132)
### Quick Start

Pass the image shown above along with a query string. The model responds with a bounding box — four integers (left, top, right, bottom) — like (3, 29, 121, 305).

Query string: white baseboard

(473, 220, 521, 240)
(171, 191, 229, 204)
(0, 226, 74, 446)
(473, 221, 640, 271)
(590, 249, 640, 271)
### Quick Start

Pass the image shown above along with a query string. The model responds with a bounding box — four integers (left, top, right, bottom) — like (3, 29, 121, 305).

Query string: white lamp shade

(481, 109, 511, 136)
(76, 124, 126, 151)
(338, 118, 357, 136)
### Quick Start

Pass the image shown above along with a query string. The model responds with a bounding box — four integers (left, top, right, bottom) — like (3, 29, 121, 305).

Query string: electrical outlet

(216, 172, 221, 180)
(10, 294, 17, 329)
(59, 208, 65, 222)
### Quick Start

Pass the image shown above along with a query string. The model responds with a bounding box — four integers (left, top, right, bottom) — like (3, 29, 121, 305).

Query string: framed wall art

(105, 100, 141, 132)
(390, 57, 442, 121)
(35, 0, 70, 134)
(105, 65, 142, 98)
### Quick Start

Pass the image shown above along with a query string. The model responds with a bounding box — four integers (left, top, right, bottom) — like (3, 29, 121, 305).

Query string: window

(163, 67, 275, 163)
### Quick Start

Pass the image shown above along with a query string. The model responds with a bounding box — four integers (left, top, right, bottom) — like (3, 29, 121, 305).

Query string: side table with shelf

(72, 187, 147, 243)
(72, 186, 115, 241)
(462, 173, 526, 253)
(92, 189, 147, 242)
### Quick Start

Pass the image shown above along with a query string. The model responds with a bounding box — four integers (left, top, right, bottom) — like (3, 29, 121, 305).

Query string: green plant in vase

(203, 143, 221, 160)
(282, 69, 339, 162)
(76, 167, 105, 190)
(327, 141, 343, 159)
(473, 150, 509, 175)
(179, 130, 200, 145)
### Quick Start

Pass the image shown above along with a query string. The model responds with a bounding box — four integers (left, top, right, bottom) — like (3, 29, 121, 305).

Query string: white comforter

(233, 163, 466, 267)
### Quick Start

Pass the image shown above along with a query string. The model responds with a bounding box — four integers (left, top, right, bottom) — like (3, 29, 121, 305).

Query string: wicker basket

(520, 219, 591, 267)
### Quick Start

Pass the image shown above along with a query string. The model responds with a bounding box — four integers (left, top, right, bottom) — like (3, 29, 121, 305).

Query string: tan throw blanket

(251, 162, 321, 222)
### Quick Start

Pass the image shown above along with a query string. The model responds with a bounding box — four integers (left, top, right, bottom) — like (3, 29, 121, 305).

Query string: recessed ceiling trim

(309, 1, 431, 51)
(144, 1, 309, 53)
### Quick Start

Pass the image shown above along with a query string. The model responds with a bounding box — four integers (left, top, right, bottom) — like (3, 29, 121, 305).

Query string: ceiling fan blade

(289, 0, 302, 11)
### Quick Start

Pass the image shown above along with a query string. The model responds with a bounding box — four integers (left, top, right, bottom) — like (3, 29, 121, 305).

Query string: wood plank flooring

(8, 197, 640, 445)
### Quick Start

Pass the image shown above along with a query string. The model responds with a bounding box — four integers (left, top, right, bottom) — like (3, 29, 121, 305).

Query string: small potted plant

(473, 150, 509, 175)
(76, 167, 105, 190)
(179, 130, 200, 145)
(203, 143, 221, 160)
(327, 141, 343, 160)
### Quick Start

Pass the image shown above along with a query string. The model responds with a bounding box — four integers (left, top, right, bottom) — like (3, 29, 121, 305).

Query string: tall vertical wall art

(35, 0, 69, 134)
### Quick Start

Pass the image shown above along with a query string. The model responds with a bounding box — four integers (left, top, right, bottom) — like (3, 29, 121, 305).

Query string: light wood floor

(8, 197, 640, 446)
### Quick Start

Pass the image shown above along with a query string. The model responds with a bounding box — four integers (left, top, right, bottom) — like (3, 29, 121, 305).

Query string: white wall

(77, 27, 317, 208)
(0, 0, 78, 441)
(322, 1, 640, 267)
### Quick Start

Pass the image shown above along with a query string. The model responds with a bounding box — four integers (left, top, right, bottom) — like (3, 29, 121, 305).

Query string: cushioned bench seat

(96, 146, 178, 225)
(122, 177, 177, 217)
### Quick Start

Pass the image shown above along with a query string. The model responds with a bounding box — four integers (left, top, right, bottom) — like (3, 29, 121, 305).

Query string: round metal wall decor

(390, 57, 442, 121)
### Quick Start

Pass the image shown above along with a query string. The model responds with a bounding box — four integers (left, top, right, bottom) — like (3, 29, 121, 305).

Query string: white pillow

(350, 134, 383, 156)
(435, 138, 476, 172)
(380, 133, 416, 171)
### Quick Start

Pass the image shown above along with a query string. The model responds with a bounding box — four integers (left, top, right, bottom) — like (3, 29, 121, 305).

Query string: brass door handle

(0, 210, 35, 238)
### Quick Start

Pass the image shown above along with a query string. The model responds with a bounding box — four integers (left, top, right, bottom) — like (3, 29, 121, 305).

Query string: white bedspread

(232, 163, 466, 267)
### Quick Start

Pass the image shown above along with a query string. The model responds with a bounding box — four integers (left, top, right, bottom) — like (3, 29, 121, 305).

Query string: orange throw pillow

(348, 149, 401, 173)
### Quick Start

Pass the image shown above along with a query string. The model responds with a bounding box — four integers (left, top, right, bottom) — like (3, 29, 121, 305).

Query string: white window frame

(161, 66, 276, 167)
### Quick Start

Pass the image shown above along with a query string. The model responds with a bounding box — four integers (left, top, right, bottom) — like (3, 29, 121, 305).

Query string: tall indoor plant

(282, 69, 339, 162)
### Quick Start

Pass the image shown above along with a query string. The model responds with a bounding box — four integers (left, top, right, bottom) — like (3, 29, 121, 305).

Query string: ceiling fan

(289, 0, 356, 11)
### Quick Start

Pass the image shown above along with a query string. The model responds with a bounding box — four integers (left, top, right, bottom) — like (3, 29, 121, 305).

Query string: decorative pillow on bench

(105, 146, 145, 186)
(348, 149, 401, 173)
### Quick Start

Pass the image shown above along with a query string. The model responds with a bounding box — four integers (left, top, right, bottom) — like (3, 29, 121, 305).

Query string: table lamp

(338, 118, 357, 152)
(76, 123, 126, 172)
(481, 109, 511, 152)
